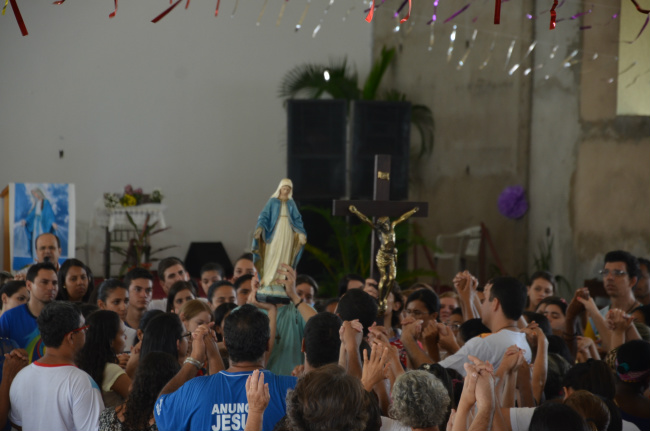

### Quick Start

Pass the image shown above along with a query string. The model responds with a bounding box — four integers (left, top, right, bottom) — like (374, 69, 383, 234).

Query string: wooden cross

(332, 154, 429, 279)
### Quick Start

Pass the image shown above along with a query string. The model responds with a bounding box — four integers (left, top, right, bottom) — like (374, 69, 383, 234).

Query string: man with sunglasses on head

(9, 301, 104, 431)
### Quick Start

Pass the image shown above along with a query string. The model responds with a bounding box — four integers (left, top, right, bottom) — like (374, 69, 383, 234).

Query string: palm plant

(279, 46, 435, 158)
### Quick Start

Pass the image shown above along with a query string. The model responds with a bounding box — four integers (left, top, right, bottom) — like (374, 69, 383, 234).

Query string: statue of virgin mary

(252, 179, 307, 303)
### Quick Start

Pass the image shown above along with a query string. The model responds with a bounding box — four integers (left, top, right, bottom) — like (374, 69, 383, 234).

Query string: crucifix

(333, 154, 429, 315)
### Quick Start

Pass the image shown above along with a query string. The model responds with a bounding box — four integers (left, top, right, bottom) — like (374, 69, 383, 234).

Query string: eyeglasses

(66, 325, 89, 337)
(404, 309, 429, 318)
(445, 323, 461, 330)
(181, 332, 192, 340)
(599, 269, 627, 278)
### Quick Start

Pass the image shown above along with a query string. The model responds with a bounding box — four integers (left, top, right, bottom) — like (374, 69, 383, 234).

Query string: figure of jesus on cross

(333, 155, 428, 315)
(348, 205, 419, 313)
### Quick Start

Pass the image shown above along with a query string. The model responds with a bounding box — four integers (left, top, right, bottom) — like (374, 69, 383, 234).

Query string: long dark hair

(56, 259, 93, 302)
(140, 313, 184, 360)
(165, 281, 196, 313)
(76, 310, 121, 388)
(123, 352, 180, 429)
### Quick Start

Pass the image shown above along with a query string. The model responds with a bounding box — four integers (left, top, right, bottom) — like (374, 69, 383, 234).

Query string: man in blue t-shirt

(0, 262, 58, 363)
(155, 304, 297, 431)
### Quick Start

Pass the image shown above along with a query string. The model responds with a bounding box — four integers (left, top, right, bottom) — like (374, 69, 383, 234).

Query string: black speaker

(287, 100, 347, 199)
(351, 101, 411, 200)
(184, 242, 233, 279)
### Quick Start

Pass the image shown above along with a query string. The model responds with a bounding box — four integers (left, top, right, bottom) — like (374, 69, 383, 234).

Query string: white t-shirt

(148, 298, 168, 312)
(10, 362, 104, 431)
(380, 416, 411, 431)
(622, 420, 641, 431)
(439, 329, 532, 376)
(124, 325, 137, 352)
(509, 407, 536, 431)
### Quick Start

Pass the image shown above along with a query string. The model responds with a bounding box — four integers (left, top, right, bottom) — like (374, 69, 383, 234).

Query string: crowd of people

(1, 231, 650, 431)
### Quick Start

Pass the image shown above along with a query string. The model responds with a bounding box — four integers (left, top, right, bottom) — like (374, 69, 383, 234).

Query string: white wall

(0, 0, 371, 274)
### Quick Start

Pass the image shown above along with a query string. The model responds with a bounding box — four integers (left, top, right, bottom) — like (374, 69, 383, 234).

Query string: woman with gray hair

(388, 370, 451, 431)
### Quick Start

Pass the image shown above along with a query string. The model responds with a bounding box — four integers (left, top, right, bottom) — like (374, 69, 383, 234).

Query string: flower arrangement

(103, 185, 164, 209)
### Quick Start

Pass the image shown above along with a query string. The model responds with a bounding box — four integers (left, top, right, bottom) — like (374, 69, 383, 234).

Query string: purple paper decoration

(498, 185, 528, 219)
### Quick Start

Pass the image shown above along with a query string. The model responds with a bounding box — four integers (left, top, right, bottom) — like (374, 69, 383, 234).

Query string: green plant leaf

(278, 59, 360, 101)
(362, 46, 396, 100)
(125, 212, 138, 231)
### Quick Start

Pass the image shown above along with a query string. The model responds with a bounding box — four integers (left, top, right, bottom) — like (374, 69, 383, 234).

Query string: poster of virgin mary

(9, 183, 76, 271)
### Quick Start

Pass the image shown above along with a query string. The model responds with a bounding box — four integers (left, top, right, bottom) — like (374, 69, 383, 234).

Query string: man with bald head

(35, 233, 62, 269)
(15, 233, 62, 279)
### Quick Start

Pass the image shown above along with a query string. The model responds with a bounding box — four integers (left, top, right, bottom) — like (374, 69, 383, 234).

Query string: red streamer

(52, 0, 66, 4)
(214, 0, 220, 16)
(151, 0, 183, 22)
(8, 0, 27, 36)
(365, 0, 375, 22)
(399, 0, 411, 23)
(109, 0, 118, 18)
(494, 0, 501, 24)
(550, 0, 558, 29)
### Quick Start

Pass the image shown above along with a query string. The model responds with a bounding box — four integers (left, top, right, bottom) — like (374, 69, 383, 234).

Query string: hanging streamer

(624, 15, 649, 42)
(295, 0, 310, 31)
(231, 0, 239, 17)
(277, 0, 289, 26)
(527, 0, 564, 20)
(214, 0, 220, 16)
(479, 37, 496, 70)
(9, 0, 28, 35)
(399, 0, 412, 23)
(109, 0, 118, 18)
(447, 24, 457, 62)
(509, 41, 536, 75)
(504, 40, 515, 70)
(312, 0, 334, 37)
(151, 0, 183, 23)
(550, 0, 558, 29)
(365, 0, 376, 22)
(2, 0, 8, 16)
(426, 0, 439, 24)
(562, 49, 579, 67)
(444, 3, 470, 23)
(257, 0, 269, 25)
(457, 29, 478, 69)
(494, 0, 500, 24)
(630, 0, 650, 14)
(428, 23, 435, 50)
(151, 0, 189, 23)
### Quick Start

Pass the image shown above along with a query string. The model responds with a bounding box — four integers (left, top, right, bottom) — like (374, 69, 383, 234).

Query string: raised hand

(246, 370, 270, 414)
(606, 308, 635, 333)
(437, 322, 460, 354)
(422, 320, 440, 345)
(496, 345, 525, 376)
(566, 287, 590, 320)
(275, 264, 298, 302)
(400, 318, 423, 342)
(361, 345, 390, 391)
